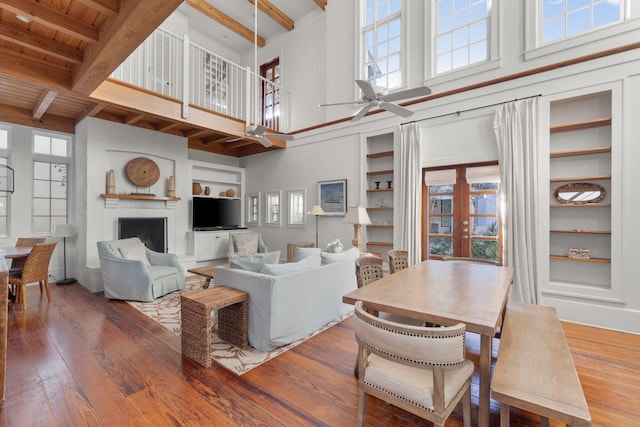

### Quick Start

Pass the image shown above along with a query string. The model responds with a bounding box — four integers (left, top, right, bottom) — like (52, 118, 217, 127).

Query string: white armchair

(97, 237, 184, 301)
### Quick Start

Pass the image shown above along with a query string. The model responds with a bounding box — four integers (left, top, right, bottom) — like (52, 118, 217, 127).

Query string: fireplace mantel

(101, 193, 181, 208)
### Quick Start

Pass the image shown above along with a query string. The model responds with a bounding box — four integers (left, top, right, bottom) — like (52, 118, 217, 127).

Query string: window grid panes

(541, 0, 621, 44)
(265, 191, 281, 226)
(288, 190, 306, 226)
(246, 193, 260, 225)
(32, 132, 71, 234)
(436, 0, 489, 74)
(362, 0, 402, 89)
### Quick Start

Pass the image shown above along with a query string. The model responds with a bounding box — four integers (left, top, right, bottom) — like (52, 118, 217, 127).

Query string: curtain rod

(401, 93, 542, 126)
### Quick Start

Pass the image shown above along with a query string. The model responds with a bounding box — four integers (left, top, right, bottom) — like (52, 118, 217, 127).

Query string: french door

(260, 57, 280, 130)
(422, 163, 502, 264)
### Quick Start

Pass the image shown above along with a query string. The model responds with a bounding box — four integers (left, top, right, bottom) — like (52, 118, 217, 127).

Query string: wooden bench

(491, 302, 591, 427)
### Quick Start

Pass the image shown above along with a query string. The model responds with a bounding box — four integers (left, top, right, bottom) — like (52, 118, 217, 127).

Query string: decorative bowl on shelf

(226, 188, 236, 197)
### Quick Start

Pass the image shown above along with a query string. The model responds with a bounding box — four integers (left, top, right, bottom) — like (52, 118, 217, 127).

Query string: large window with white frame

(361, 0, 403, 90)
(288, 189, 306, 226)
(246, 192, 260, 226)
(434, 0, 490, 75)
(265, 191, 281, 227)
(540, 0, 622, 45)
(32, 132, 71, 234)
(0, 128, 9, 236)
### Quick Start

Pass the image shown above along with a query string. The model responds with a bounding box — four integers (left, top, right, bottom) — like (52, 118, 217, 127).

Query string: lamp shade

(307, 205, 325, 216)
(343, 206, 371, 225)
(54, 223, 76, 238)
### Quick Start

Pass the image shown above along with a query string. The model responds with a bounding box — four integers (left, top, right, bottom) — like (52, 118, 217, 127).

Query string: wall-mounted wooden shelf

(366, 169, 393, 176)
(366, 225, 393, 229)
(550, 229, 611, 235)
(367, 206, 393, 211)
(101, 194, 181, 201)
(550, 146, 611, 158)
(367, 188, 393, 193)
(551, 203, 610, 207)
(366, 150, 394, 159)
(550, 175, 611, 183)
(550, 255, 610, 264)
(550, 117, 611, 133)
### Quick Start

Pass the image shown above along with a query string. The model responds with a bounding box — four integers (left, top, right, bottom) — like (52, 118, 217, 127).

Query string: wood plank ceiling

(0, 0, 326, 157)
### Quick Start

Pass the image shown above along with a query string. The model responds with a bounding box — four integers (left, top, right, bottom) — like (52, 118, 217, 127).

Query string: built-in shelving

(547, 91, 613, 293)
(365, 135, 395, 260)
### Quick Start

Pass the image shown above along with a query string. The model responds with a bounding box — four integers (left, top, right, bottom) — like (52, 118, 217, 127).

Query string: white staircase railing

(110, 27, 290, 133)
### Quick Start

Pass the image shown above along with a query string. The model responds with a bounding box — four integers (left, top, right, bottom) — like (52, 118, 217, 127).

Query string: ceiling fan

(320, 80, 432, 121)
(243, 124, 293, 148)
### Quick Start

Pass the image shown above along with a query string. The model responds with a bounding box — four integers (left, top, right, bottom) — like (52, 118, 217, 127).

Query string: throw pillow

(119, 244, 151, 266)
(321, 246, 360, 265)
(234, 234, 259, 254)
(260, 253, 321, 276)
(229, 250, 281, 272)
(293, 247, 321, 262)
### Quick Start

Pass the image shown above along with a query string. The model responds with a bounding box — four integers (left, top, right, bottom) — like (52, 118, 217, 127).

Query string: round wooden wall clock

(125, 157, 160, 187)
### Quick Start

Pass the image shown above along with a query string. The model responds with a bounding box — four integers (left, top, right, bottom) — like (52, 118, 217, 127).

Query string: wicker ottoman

(180, 286, 248, 367)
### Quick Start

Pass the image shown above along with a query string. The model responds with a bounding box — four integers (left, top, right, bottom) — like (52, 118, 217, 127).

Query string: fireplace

(118, 217, 167, 253)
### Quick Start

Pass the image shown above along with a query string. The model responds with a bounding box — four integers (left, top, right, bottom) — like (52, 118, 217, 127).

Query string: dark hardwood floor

(1, 280, 639, 426)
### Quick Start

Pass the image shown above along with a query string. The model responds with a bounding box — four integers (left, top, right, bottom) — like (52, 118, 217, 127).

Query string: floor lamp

(54, 223, 76, 285)
(343, 206, 371, 253)
(307, 205, 325, 247)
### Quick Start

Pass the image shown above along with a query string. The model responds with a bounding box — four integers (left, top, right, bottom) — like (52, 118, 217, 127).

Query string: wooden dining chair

(387, 249, 409, 274)
(9, 242, 57, 311)
(11, 237, 47, 273)
(355, 255, 383, 289)
(353, 301, 473, 427)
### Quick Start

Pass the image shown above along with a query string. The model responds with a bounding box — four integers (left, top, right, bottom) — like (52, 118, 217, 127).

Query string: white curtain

(398, 122, 422, 265)
(493, 98, 539, 304)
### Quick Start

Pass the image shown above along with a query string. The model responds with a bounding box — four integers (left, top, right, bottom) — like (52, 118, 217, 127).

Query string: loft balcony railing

(110, 27, 290, 133)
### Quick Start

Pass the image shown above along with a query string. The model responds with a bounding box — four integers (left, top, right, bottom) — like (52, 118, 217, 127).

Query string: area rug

(127, 275, 351, 375)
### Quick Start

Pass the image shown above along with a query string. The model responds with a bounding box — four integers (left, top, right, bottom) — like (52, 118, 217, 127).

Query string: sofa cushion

(229, 250, 281, 272)
(234, 233, 259, 253)
(293, 247, 321, 262)
(321, 246, 360, 265)
(260, 253, 321, 276)
(119, 243, 151, 266)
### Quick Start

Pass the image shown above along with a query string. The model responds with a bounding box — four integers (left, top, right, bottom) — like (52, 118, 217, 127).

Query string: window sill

(425, 58, 503, 87)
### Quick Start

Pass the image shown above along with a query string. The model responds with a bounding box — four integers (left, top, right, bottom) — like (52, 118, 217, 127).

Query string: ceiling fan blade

(318, 100, 363, 107)
(383, 86, 432, 102)
(355, 80, 377, 100)
(248, 124, 268, 135)
(380, 102, 414, 118)
(351, 103, 374, 121)
(255, 135, 273, 148)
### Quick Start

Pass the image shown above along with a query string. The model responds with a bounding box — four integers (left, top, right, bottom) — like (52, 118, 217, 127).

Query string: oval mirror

(554, 182, 606, 204)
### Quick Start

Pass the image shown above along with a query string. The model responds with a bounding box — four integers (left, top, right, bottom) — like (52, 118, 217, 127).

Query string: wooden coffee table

(187, 266, 214, 288)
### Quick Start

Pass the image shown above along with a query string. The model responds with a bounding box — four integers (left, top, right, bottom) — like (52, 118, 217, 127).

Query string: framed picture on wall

(318, 179, 347, 216)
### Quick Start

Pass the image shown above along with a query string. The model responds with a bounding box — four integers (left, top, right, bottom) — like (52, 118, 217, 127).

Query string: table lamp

(54, 223, 76, 285)
(343, 206, 371, 252)
(307, 205, 325, 247)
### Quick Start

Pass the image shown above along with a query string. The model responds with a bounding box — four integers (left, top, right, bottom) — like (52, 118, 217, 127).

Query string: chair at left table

(9, 242, 57, 311)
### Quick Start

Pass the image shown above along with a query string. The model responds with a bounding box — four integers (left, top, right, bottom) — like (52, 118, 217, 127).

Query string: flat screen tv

(192, 197, 240, 230)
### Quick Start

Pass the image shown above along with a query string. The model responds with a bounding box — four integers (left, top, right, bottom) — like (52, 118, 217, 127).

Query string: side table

(181, 286, 248, 368)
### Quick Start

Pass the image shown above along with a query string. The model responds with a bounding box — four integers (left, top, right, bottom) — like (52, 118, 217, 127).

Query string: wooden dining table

(0, 247, 32, 260)
(343, 259, 514, 427)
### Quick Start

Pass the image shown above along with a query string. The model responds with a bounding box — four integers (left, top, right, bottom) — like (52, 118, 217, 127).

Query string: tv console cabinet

(187, 229, 253, 262)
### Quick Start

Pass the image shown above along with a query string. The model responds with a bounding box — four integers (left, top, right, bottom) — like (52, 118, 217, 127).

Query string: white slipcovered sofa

(213, 248, 359, 351)
(97, 237, 185, 302)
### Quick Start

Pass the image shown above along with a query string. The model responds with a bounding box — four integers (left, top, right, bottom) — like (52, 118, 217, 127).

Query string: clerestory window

(540, 0, 622, 45)
(361, 0, 403, 90)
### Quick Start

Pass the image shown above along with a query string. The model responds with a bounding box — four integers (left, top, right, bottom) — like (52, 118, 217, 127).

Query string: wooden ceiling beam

(0, 102, 75, 133)
(0, 0, 99, 43)
(0, 47, 71, 91)
(72, 0, 183, 95)
(314, 0, 327, 11)
(74, 0, 119, 17)
(248, 0, 294, 31)
(185, 0, 266, 47)
(125, 113, 146, 125)
(0, 22, 83, 64)
(32, 90, 58, 119)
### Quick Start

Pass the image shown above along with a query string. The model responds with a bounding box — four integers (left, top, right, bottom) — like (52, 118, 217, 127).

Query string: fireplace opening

(118, 217, 167, 253)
